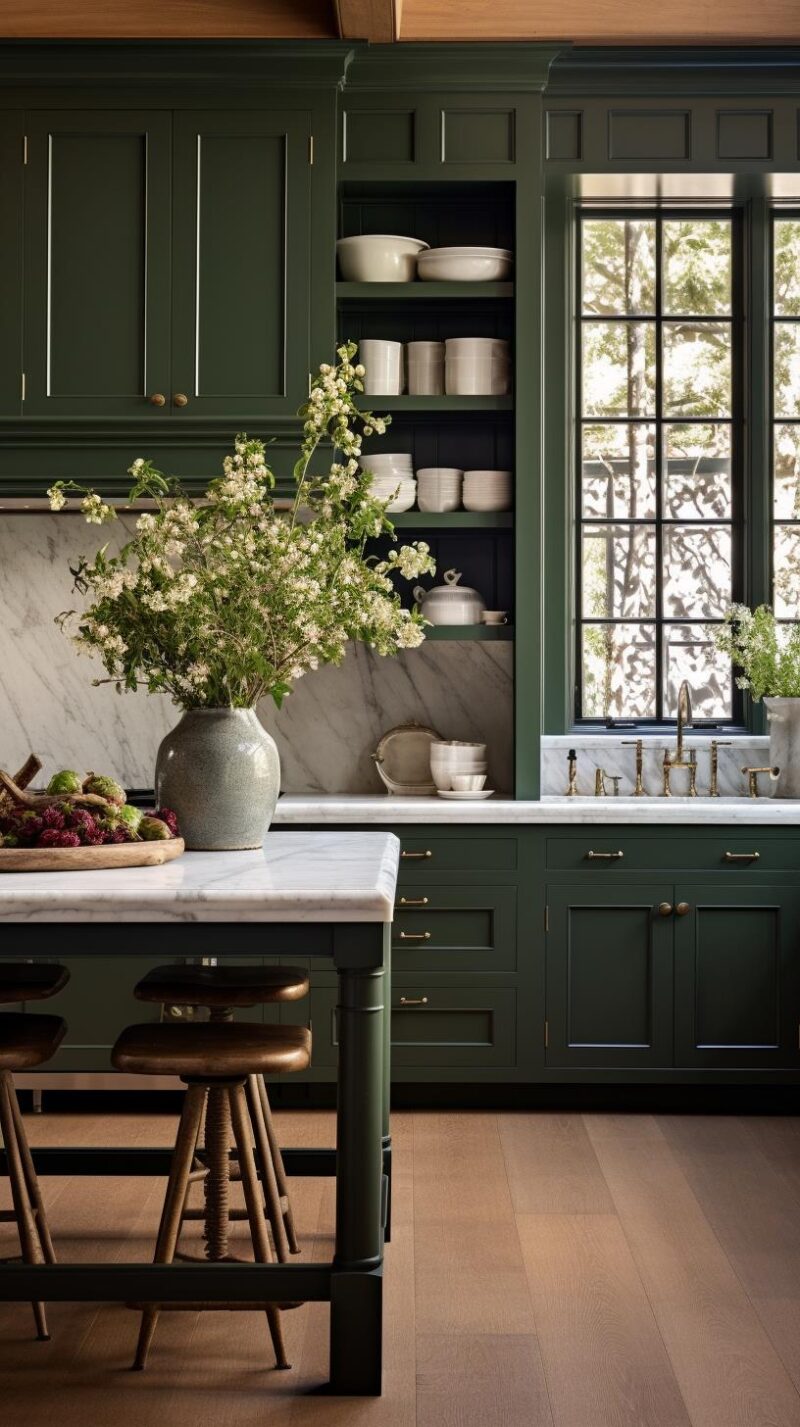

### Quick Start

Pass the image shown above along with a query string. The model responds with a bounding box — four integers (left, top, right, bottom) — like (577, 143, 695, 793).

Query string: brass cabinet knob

(173, 392, 190, 407)
(149, 392, 166, 406)
(675, 902, 690, 916)
(658, 902, 674, 917)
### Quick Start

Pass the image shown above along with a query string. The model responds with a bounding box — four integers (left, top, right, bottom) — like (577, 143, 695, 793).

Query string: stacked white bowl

(445, 337, 511, 396)
(362, 453, 416, 512)
(416, 467, 463, 513)
(462, 469, 513, 512)
(429, 740, 488, 792)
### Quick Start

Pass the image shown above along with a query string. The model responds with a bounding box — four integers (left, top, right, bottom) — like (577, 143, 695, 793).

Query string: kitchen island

(0, 830, 399, 1397)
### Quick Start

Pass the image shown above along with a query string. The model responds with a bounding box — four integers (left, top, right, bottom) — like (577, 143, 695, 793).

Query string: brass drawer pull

(398, 931, 431, 941)
(586, 850, 624, 861)
(398, 996, 428, 1007)
(401, 849, 432, 860)
(724, 850, 760, 862)
(398, 896, 429, 906)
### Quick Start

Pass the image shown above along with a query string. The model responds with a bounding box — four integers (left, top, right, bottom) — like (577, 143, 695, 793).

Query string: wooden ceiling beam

(400, 0, 800, 44)
(335, 0, 401, 43)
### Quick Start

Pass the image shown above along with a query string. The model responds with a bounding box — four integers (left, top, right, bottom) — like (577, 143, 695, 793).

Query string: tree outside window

(577, 211, 738, 724)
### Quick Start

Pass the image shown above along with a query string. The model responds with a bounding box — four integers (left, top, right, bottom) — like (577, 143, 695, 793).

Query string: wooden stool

(134, 964, 309, 1261)
(0, 962, 70, 1004)
(112, 1019, 312, 1371)
(0, 1011, 67, 1341)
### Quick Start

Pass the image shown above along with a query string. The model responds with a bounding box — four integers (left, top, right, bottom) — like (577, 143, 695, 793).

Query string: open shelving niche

(337, 179, 516, 648)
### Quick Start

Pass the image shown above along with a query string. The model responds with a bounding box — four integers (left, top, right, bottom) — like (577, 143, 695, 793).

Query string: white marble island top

(0, 831, 400, 924)
(271, 794, 800, 826)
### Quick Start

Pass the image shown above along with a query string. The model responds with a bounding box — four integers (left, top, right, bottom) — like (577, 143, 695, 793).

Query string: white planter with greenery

(716, 605, 800, 798)
(48, 345, 435, 847)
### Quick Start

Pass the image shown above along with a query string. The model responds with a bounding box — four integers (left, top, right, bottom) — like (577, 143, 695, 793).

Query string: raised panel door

(170, 111, 311, 419)
(546, 884, 674, 1068)
(22, 111, 172, 418)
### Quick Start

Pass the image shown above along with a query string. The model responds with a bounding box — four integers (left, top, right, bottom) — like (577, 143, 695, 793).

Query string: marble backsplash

(541, 734, 771, 799)
(0, 515, 514, 796)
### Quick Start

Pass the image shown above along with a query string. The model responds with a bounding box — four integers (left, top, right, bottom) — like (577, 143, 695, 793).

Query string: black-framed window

(576, 209, 742, 726)
(772, 215, 800, 620)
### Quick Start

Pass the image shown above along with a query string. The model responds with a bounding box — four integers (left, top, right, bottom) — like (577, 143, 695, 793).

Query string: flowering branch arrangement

(714, 604, 800, 700)
(47, 344, 435, 710)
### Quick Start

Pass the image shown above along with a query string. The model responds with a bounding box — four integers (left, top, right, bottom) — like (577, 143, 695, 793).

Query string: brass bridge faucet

(662, 680, 698, 797)
(709, 739, 731, 797)
(622, 738, 646, 796)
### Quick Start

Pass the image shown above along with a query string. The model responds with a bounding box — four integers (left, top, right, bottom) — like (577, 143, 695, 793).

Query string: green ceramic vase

(155, 707, 281, 850)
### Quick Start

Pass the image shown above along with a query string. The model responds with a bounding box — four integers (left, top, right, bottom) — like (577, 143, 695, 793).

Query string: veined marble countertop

(0, 831, 400, 924)
(271, 794, 800, 826)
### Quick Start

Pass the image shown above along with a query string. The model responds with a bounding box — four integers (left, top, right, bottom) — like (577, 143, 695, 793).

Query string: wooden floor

(2, 1108, 800, 1426)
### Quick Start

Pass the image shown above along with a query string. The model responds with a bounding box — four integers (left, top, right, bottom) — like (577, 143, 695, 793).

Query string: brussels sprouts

(82, 773, 126, 805)
(139, 816, 172, 841)
(46, 769, 83, 795)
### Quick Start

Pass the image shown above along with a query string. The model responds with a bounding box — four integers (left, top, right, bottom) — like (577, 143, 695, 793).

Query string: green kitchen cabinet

(170, 110, 312, 419)
(22, 110, 173, 419)
(19, 107, 312, 424)
(673, 884, 800, 1069)
(545, 883, 676, 1069)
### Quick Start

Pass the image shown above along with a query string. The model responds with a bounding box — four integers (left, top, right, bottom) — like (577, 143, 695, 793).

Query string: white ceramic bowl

(337, 234, 429, 283)
(431, 740, 487, 763)
(361, 453, 413, 470)
(417, 247, 513, 282)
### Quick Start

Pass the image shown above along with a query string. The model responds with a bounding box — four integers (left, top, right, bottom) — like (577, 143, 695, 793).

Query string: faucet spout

(676, 680, 693, 763)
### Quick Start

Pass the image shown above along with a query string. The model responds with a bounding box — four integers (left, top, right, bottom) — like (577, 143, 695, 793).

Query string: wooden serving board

(0, 838, 185, 873)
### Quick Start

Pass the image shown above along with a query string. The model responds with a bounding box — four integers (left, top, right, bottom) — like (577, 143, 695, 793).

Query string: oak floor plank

(517, 1212, 692, 1427)
(416, 1333, 554, 1427)
(412, 1112, 514, 1224)
(415, 1218, 537, 1337)
(498, 1111, 615, 1214)
(659, 1115, 800, 1299)
(586, 1114, 800, 1427)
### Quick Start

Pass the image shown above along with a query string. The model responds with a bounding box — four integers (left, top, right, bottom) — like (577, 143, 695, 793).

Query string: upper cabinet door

(170, 111, 311, 421)
(22, 112, 172, 418)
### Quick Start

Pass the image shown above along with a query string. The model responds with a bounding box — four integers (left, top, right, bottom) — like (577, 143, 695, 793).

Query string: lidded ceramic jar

(413, 569, 486, 626)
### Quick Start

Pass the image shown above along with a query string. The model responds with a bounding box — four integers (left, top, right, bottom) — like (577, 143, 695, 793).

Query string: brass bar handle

(675, 902, 690, 916)
(585, 850, 624, 861)
(398, 931, 431, 941)
(401, 849, 432, 860)
(173, 392, 190, 407)
(149, 392, 166, 406)
(658, 902, 674, 917)
(398, 896, 429, 906)
(398, 996, 428, 1007)
(724, 850, 761, 862)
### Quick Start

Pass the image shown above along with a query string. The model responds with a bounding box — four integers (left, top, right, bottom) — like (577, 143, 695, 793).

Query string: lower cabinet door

(674, 884, 800, 1068)
(46, 955, 168, 1071)
(546, 884, 674, 1068)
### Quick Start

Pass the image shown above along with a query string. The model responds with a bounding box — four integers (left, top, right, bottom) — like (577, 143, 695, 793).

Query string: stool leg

(134, 1083, 206, 1371)
(256, 1074, 300, 1255)
(203, 1085, 231, 1263)
(245, 1076, 291, 1263)
(0, 1072, 48, 1341)
(229, 1083, 289, 1371)
(7, 1078, 57, 1266)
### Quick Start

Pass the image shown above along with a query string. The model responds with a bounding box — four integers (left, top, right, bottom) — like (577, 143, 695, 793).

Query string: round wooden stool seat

(0, 1013, 66, 1070)
(112, 1021, 312, 1080)
(0, 963, 69, 1004)
(134, 963, 309, 1008)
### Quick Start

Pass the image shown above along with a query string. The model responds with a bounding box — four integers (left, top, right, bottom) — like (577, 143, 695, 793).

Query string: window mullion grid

(654, 218, 664, 721)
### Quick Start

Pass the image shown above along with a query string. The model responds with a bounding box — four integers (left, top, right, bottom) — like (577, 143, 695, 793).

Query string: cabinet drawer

(546, 835, 800, 873)
(308, 985, 517, 1070)
(398, 836, 517, 877)
(393, 886, 516, 971)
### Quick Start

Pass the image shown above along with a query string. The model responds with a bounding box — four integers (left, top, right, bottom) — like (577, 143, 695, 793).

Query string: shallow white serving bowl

(417, 247, 513, 282)
(361, 453, 413, 470)
(337, 234, 429, 283)
(430, 740, 487, 763)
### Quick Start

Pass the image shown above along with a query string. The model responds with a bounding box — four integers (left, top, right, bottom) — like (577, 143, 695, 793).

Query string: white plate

(436, 788, 496, 800)
(373, 722, 442, 795)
